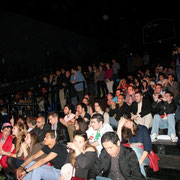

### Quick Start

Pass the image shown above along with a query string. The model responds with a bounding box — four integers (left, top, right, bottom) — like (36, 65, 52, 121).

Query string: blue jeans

(23, 161, 61, 180)
(131, 147, 149, 177)
(109, 117, 118, 128)
(151, 114, 176, 136)
(176, 65, 180, 82)
(96, 177, 112, 180)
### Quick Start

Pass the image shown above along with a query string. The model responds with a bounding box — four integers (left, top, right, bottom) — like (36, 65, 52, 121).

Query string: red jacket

(0, 133, 14, 168)
(104, 68, 113, 81)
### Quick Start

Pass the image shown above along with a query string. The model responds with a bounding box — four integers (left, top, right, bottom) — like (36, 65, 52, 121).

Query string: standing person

(70, 68, 86, 102)
(88, 131, 145, 180)
(117, 115, 153, 177)
(105, 63, 114, 94)
(60, 130, 97, 180)
(112, 59, 120, 92)
(172, 45, 180, 82)
(16, 131, 68, 180)
(97, 65, 107, 98)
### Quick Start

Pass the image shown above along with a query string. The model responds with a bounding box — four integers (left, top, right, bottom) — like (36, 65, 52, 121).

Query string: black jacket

(31, 123, 51, 143)
(88, 145, 145, 180)
(109, 102, 130, 120)
(152, 100, 177, 116)
(130, 98, 152, 118)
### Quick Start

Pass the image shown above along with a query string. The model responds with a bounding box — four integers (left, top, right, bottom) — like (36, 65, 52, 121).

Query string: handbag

(71, 166, 86, 180)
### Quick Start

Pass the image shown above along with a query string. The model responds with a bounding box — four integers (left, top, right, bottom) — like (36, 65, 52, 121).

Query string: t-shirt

(41, 142, 68, 169)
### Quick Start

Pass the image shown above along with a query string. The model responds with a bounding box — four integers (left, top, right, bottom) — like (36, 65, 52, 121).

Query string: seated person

(74, 117, 88, 132)
(26, 116, 37, 132)
(31, 116, 51, 144)
(16, 130, 68, 180)
(88, 131, 145, 180)
(48, 112, 69, 144)
(92, 100, 110, 124)
(112, 88, 123, 103)
(60, 130, 97, 180)
(59, 104, 75, 142)
(125, 85, 135, 105)
(86, 113, 113, 156)
(117, 115, 152, 177)
(151, 91, 177, 142)
(109, 94, 130, 128)
(130, 91, 153, 129)
(0, 123, 13, 168)
(75, 103, 91, 125)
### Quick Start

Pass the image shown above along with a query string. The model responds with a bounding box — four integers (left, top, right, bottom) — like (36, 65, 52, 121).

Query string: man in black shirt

(16, 131, 68, 180)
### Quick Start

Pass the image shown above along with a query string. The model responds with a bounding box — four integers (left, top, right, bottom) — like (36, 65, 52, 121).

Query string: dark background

(0, 1, 179, 82)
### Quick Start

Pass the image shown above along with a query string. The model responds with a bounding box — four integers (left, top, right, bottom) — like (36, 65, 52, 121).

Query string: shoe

(151, 133, 157, 142)
(170, 134, 178, 142)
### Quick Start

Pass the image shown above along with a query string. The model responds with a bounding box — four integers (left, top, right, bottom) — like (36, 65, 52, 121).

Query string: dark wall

(0, 12, 98, 81)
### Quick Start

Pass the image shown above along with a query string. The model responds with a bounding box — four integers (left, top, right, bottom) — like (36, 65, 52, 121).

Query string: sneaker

(151, 133, 157, 142)
(170, 134, 178, 142)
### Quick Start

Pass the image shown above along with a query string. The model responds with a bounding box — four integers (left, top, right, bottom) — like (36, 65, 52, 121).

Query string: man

(164, 74, 180, 99)
(16, 131, 68, 180)
(109, 94, 130, 128)
(151, 91, 177, 142)
(152, 84, 165, 103)
(112, 88, 123, 103)
(112, 59, 120, 91)
(125, 85, 135, 105)
(86, 113, 113, 156)
(0, 123, 13, 168)
(75, 102, 91, 125)
(172, 45, 180, 82)
(48, 111, 69, 144)
(70, 67, 86, 102)
(31, 116, 51, 143)
(130, 91, 153, 129)
(88, 132, 145, 180)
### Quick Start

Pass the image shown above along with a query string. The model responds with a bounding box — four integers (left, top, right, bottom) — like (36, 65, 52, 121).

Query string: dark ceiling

(0, 1, 178, 40)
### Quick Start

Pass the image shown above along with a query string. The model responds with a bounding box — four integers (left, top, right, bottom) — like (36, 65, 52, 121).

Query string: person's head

(167, 74, 174, 82)
(142, 79, 148, 89)
(154, 84, 162, 94)
(26, 116, 36, 129)
(164, 91, 174, 103)
(48, 112, 58, 125)
(1, 123, 12, 139)
(43, 131, 56, 145)
(55, 70, 61, 76)
(36, 116, 46, 129)
(135, 91, 143, 103)
(16, 115, 25, 124)
(64, 104, 75, 115)
(12, 122, 27, 138)
(82, 97, 89, 106)
(159, 73, 165, 81)
(107, 92, 113, 100)
(25, 132, 39, 153)
(105, 63, 110, 69)
(127, 85, 135, 95)
(116, 88, 123, 97)
(90, 113, 104, 130)
(72, 130, 89, 151)
(117, 94, 124, 105)
(112, 59, 116, 64)
(74, 117, 88, 132)
(65, 70, 71, 78)
(101, 132, 120, 157)
(71, 68, 77, 75)
(94, 100, 104, 113)
(76, 103, 87, 115)
(61, 68, 65, 74)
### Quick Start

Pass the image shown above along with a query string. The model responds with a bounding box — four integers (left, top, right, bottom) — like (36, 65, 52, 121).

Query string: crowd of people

(0, 47, 180, 180)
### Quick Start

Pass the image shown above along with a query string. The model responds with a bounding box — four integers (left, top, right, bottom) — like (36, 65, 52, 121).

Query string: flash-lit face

(36, 117, 45, 129)
(43, 133, 53, 145)
(73, 135, 86, 151)
(135, 93, 142, 103)
(94, 103, 101, 112)
(90, 118, 101, 130)
(124, 119, 133, 129)
(102, 141, 120, 157)
(49, 115, 57, 126)
(64, 106, 70, 115)
(1, 127, 11, 138)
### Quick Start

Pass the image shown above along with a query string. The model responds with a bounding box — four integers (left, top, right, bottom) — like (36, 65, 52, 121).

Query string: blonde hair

(15, 122, 27, 155)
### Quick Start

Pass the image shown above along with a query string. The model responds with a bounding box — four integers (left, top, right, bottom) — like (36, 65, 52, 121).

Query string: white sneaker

(170, 134, 178, 142)
(151, 133, 157, 142)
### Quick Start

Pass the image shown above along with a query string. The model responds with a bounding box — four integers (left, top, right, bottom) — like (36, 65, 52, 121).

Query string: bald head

(36, 116, 46, 129)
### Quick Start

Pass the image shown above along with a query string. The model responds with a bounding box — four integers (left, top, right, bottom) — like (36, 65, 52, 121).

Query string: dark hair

(75, 117, 88, 132)
(91, 113, 104, 123)
(135, 90, 143, 96)
(28, 132, 40, 154)
(73, 130, 88, 140)
(64, 104, 75, 113)
(77, 102, 87, 112)
(165, 91, 174, 97)
(101, 132, 119, 145)
(46, 130, 56, 139)
(48, 111, 58, 118)
(26, 116, 36, 126)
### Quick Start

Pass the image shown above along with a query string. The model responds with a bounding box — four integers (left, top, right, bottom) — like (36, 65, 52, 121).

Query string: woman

(74, 117, 88, 132)
(117, 114, 152, 177)
(60, 130, 97, 180)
